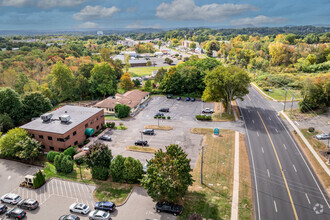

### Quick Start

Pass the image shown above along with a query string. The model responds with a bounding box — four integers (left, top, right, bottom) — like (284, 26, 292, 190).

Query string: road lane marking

(293, 164, 297, 173)
(283, 144, 287, 150)
(275, 128, 278, 133)
(257, 132, 259, 136)
(274, 200, 278, 212)
(294, 121, 300, 126)
(269, 117, 272, 121)
(305, 193, 311, 204)
(252, 119, 255, 124)
(257, 111, 298, 220)
(261, 148, 264, 154)
(267, 169, 270, 178)
(247, 95, 251, 101)
(8, 176, 11, 180)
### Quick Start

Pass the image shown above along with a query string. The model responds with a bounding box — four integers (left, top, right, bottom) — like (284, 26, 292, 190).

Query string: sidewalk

(231, 131, 240, 220)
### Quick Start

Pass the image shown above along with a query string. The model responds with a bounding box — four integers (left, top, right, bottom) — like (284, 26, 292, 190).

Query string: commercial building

(94, 90, 150, 115)
(21, 105, 104, 152)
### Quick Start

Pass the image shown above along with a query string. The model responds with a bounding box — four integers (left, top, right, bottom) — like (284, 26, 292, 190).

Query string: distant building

(21, 105, 104, 152)
(94, 90, 150, 115)
(181, 40, 200, 49)
(120, 51, 138, 57)
(97, 31, 104, 36)
(113, 55, 147, 67)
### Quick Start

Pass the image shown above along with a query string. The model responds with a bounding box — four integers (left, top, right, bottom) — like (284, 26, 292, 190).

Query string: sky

(0, 0, 329, 30)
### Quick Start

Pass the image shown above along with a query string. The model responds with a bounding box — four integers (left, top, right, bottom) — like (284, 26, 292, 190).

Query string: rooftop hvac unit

(41, 113, 53, 122)
(59, 114, 71, 123)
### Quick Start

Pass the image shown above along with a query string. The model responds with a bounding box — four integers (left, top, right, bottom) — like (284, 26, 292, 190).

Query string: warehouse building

(21, 105, 104, 152)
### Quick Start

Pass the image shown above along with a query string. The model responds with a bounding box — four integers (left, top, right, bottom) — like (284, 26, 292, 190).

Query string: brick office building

(21, 105, 104, 152)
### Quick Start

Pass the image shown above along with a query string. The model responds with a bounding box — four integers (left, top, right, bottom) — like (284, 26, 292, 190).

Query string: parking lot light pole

(201, 144, 208, 185)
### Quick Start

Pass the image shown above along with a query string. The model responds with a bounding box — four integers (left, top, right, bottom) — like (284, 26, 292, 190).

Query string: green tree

(189, 42, 196, 50)
(100, 48, 112, 62)
(85, 143, 113, 168)
(203, 65, 251, 113)
(154, 68, 167, 83)
(91, 166, 109, 180)
(78, 63, 94, 79)
(47, 151, 60, 162)
(14, 73, 29, 94)
(22, 92, 53, 120)
(165, 58, 173, 65)
(159, 69, 183, 94)
(89, 63, 117, 98)
(114, 104, 131, 118)
(74, 74, 90, 100)
(141, 145, 193, 202)
(14, 136, 42, 161)
(124, 54, 130, 73)
(60, 155, 74, 173)
(63, 146, 76, 158)
(110, 155, 126, 182)
(0, 88, 23, 124)
(120, 72, 134, 91)
(144, 80, 152, 92)
(123, 157, 143, 183)
(157, 41, 162, 49)
(285, 34, 296, 45)
(133, 79, 141, 87)
(0, 128, 28, 157)
(51, 61, 74, 101)
(304, 33, 320, 44)
(146, 61, 152, 66)
(0, 114, 14, 133)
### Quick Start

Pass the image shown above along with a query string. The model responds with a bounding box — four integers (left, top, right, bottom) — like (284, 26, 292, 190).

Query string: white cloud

(0, 0, 86, 8)
(230, 15, 287, 26)
(126, 21, 161, 29)
(73, 5, 120, 21)
(156, 0, 258, 22)
(75, 21, 99, 29)
(126, 6, 137, 13)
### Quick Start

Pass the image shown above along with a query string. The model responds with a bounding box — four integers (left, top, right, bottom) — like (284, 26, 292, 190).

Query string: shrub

(60, 156, 74, 173)
(106, 122, 115, 128)
(33, 170, 45, 189)
(54, 154, 64, 172)
(110, 155, 126, 182)
(63, 147, 76, 158)
(162, 116, 166, 119)
(47, 151, 60, 162)
(91, 166, 109, 180)
(123, 157, 143, 183)
(167, 116, 171, 119)
(154, 115, 157, 119)
(308, 127, 315, 133)
(115, 104, 131, 118)
(102, 124, 107, 129)
(195, 115, 212, 121)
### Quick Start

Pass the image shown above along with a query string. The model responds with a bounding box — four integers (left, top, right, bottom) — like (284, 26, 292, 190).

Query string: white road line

(293, 164, 297, 173)
(261, 148, 264, 154)
(283, 144, 287, 150)
(294, 121, 300, 126)
(43, 184, 47, 202)
(274, 200, 278, 212)
(252, 120, 255, 124)
(275, 128, 278, 133)
(267, 169, 270, 178)
(55, 180, 60, 195)
(59, 180, 63, 196)
(269, 117, 272, 121)
(305, 193, 311, 204)
(8, 176, 11, 180)
(257, 132, 259, 137)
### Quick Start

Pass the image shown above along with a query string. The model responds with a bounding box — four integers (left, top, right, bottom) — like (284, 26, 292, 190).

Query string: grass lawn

(44, 162, 132, 205)
(128, 66, 171, 76)
(126, 145, 158, 154)
(182, 128, 235, 219)
(263, 88, 303, 101)
(115, 125, 127, 130)
(284, 108, 327, 121)
(212, 102, 235, 122)
(144, 125, 173, 130)
(104, 115, 119, 121)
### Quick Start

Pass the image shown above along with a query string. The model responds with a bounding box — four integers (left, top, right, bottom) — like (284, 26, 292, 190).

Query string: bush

(106, 122, 115, 128)
(162, 116, 166, 119)
(308, 127, 315, 133)
(110, 155, 126, 182)
(154, 115, 157, 119)
(47, 151, 60, 162)
(33, 170, 45, 189)
(123, 157, 143, 183)
(63, 147, 76, 158)
(54, 154, 64, 172)
(167, 116, 171, 119)
(61, 156, 74, 173)
(195, 115, 212, 121)
(91, 166, 109, 180)
(115, 104, 131, 118)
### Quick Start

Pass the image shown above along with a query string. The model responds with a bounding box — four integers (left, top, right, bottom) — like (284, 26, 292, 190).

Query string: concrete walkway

(280, 111, 330, 176)
(231, 131, 240, 220)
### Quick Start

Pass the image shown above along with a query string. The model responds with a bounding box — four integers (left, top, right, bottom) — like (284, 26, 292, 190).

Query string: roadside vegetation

(128, 66, 171, 76)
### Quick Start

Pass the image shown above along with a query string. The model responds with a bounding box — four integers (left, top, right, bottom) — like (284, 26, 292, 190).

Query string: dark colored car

(6, 208, 26, 219)
(0, 204, 7, 214)
(17, 199, 39, 210)
(99, 135, 111, 141)
(166, 94, 173, 99)
(186, 97, 190, 101)
(94, 201, 116, 212)
(59, 214, 80, 220)
(154, 113, 164, 117)
(191, 98, 195, 102)
(142, 129, 154, 135)
(176, 97, 181, 100)
(159, 108, 169, 112)
(135, 140, 148, 146)
(155, 202, 183, 216)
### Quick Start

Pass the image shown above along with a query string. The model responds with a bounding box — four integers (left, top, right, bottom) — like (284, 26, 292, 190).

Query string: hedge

(91, 166, 109, 180)
(63, 147, 76, 158)
(33, 170, 45, 189)
(54, 154, 74, 173)
(47, 151, 60, 162)
(195, 115, 212, 121)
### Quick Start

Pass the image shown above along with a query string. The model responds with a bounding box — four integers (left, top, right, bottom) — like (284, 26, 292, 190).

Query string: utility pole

(290, 95, 294, 119)
(200, 144, 208, 185)
(283, 87, 287, 112)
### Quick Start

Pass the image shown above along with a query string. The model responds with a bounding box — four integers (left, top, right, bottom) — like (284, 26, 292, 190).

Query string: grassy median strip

(144, 125, 173, 130)
(179, 128, 235, 219)
(126, 145, 158, 154)
(212, 102, 235, 122)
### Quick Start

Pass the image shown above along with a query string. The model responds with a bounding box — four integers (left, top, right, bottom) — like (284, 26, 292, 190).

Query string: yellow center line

(247, 95, 252, 101)
(257, 111, 298, 220)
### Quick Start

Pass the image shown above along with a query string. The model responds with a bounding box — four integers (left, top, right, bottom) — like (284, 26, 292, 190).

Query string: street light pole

(283, 87, 287, 112)
(200, 144, 208, 185)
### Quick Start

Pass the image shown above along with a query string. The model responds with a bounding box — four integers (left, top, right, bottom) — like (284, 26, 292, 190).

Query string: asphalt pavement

(237, 87, 330, 220)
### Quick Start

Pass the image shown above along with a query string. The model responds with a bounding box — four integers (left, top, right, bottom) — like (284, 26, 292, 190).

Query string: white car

(70, 203, 90, 214)
(1, 193, 22, 205)
(88, 210, 111, 220)
(202, 108, 214, 114)
(316, 133, 330, 140)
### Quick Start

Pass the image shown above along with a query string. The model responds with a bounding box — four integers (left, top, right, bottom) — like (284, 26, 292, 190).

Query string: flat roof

(21, 105, 103, 135)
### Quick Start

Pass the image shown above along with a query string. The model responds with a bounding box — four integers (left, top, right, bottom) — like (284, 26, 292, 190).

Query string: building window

(96, 125, 99, 129)
(59, 148, 64, 152)
(74, 141, 78, 145)
(49, 146, 54, 150)
(85, 123, 88, 128)
(48, 136, 52, 140)
(96, 117, 98, 121)
(91, 119, 94, 125)
(64, 135, 70, 141)
(41, 145, 45, 149)
(73, 131, 77, 136)
(31, 134, 35, 138)
(57, 138, 65, 142)
(39, 135, 44, 139)
(101, 114, 104, 117)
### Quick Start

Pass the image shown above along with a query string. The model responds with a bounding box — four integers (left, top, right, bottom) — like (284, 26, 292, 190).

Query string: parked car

(0, 204, 7, 214)
(94, 201, 116, 212)
(154, 113, 164, 117)
(69, 203, 90, 215)
(142, 129, 154, 135)
(186, 97, 190, 101)
(99, 135, 111, 141)
(202, 108, 214, 114)
(135, 140, 148, 146)
(17, 199, 39, 210)
(59, 214, 80, 220)
(316, 133, 330, 140)
(83, 146, 89, 151)
(176, 97, 181, 100)
(166, 94, 173, 99)
(159, 108, 169, 112)
(1, 193, 22, 205)
(88, 210, 111, 220)
(5, 208, 26, 219)
(191, 98, 195, 102)
(155, 201, 183, 216)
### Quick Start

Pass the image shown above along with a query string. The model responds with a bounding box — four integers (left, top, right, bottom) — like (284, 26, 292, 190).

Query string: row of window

(34, 130, 77, 142)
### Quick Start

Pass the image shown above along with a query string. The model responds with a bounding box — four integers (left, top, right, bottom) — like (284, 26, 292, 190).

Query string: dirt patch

(126, 145, 158, 154)
(144, 125, 173, 130)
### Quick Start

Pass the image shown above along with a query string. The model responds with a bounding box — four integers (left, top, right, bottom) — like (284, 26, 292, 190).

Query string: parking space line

(43, 184, 47, 203)
(55, 179, 60, 195)
(63, 181, 68, 197)
(67, 181, 73, 198)
(71, 182, 77, 198)
(59, 180, 64, 196)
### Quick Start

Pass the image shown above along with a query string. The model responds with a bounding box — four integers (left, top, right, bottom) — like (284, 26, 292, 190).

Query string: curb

(250, 82, 277, 102)
(115, 186, 135, 207)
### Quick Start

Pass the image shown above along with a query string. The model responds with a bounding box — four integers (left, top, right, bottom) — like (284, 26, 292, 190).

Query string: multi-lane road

(237, 87, 330, 219)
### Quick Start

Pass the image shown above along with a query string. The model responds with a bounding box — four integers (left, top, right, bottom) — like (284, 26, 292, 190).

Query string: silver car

(70, 203, 90, 214)
(316, 133, 330, 140)
(88, 210, 111, 220)
(0, 193, 22, 205)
